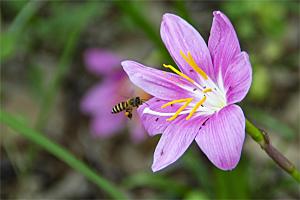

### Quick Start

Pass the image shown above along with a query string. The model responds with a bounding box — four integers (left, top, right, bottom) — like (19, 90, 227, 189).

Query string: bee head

(136, 96, 141, 102)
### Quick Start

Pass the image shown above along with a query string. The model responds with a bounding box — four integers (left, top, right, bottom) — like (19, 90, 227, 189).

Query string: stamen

(163, 64, 195, 84)
(167, 98, 193, 121)
(202, 88, 212, 93)
(180, 51, 208, 80)
(186, 96, 207, 120)
(161, 98, 192, 108)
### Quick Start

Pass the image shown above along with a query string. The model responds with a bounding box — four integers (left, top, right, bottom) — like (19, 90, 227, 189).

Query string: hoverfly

(111, 97, 146, 119)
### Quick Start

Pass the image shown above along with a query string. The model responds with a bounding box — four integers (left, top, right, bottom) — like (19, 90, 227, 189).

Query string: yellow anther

(161, 98, 192, 108)
(163, 64, 195, 84)
(166, 98, 193, 121)
(186, 96, 207, 120)
(202, 88, 212, 93)
(180, 50, 208, 80)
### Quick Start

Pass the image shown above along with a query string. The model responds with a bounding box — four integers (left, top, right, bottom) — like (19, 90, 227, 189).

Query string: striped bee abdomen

(112, 101, 128, 113)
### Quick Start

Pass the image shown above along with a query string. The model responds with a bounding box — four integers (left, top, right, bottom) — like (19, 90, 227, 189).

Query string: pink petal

(84, 48, 122, 76)
(90, 114, 124, 138)
(129, 117, 147, 143)
(80, 80, 121, 116)
(208, 11, 241, 80)
(195, 104, 245, 170)
(137, 97, 183, 136)
(160, 13, 215, 82)
(152, 115, 209, 172)
(122, 60, 194, 100)
(224, 52, 252, 104)
(81, 80, 127, 138)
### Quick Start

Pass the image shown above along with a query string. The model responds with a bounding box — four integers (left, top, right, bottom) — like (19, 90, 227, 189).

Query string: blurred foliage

(245, 106, 296, 140)
(0, 1, 42, 61)
(0, 110, 126, 199)
(123, 172, 189, 197)
(223, 1, 292, 40)
(213, 157, 249, 199)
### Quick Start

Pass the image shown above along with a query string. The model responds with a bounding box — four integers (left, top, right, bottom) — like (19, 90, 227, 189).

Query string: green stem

(246, 118, 300, 183)
(0, 110, 127, 199)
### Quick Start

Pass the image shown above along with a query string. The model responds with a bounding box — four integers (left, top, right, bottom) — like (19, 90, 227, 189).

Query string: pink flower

(81, 49, 147, 142)
(122, 11, 252, 171)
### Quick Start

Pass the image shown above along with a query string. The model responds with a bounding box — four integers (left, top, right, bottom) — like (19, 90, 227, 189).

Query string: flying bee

(111, 97, 146, 119)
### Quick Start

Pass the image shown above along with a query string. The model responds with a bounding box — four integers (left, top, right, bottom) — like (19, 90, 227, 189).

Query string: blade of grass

(0, 110, 127, 199)
(8, 0, 42, 33)
(1, 0, 43, 61)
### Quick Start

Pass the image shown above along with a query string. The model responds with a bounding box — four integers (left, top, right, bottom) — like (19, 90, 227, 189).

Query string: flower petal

(195, 104, 245, 170)
(84, 48, 122, 76)
(208, 11, 241, 80)
(129, 119, 147, 143)
(152, 115, 209, 172)
(90, 114, 124, 138)
(80, 80, 119, 116)
(137, 97, 182, 136)
(224, 52, 252, 104)
(122, 60, 194, 100)
(160, 13, 214, 82)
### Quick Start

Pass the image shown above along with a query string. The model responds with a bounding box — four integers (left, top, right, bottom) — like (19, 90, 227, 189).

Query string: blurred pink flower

(122, 12, 252, 171)
(81, 49, 147, 142)
(84, 48, 122, 76)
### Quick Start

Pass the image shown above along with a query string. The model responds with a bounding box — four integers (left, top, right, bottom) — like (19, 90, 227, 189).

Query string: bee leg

(125, 111, 132, 119)
(125, 107, 133, 119)
(128, 112, 132, 119)
(125, 111, 129, 118)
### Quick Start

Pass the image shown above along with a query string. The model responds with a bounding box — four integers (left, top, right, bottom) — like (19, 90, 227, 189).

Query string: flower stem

(245, 118, 300, 183)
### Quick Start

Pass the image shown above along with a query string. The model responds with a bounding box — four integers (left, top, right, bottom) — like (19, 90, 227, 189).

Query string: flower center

(144, 51, 227, 121)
